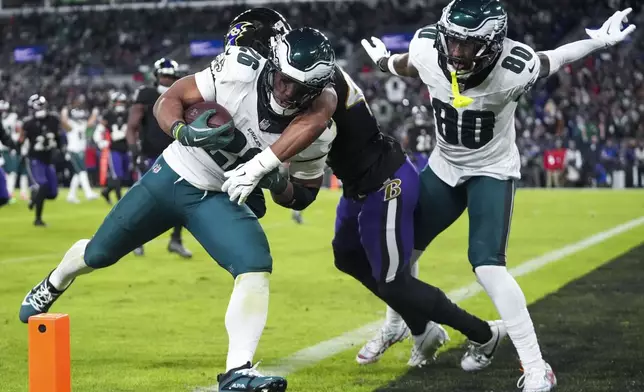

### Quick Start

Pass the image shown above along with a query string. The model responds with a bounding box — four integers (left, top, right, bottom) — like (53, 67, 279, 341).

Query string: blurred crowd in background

(1, 0, 643, 188)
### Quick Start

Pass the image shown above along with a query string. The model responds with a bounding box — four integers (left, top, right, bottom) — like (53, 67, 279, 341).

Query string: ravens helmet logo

(226, 21, 254, 47)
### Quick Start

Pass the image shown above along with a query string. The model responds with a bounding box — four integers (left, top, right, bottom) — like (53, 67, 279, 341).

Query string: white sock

(225, 272, 270, 371)
(475, 265, 544, 369)
(7, 172, 16, 195)
(19, 175, 29, 195)
(49, 239, 94, 291)
(385, 249, 423, 327)
(79, 171, 94, 197)
(68, 174, 79, 199)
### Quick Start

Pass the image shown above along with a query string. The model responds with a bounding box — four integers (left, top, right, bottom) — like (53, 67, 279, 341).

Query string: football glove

(361, 36, 391, 72)
(222, 148, 282, 205)
(258, 168, 288, 195)
(585, 8, 636, 47)
(172, 109, 235, 151)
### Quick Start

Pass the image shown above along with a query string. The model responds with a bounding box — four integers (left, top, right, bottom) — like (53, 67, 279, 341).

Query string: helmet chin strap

(157, 85, 170, 94)
(269, 94, 298, 117)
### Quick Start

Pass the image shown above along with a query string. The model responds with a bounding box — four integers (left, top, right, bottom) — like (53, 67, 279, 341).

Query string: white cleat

(461, 320, 507, 372)
(517, 362, 557, 392)
(356, 322, 410, 365)
(86, 193, 99, 201)
(66, 196, 80, 204)
(407, 321, 449, 367)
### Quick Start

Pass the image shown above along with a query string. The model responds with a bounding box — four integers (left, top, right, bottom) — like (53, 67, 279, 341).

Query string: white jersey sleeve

(504, 41, 540, 102)
(409, 25, 439, 83)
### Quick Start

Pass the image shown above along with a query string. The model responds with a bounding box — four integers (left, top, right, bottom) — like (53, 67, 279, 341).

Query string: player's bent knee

(83, 237, 120, 269)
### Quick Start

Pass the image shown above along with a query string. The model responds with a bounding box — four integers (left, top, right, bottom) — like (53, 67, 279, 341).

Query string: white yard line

(195, 216, 644, 392)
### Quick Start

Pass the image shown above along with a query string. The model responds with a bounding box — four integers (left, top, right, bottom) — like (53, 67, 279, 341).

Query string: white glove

(97, 140, 109, 150)
(585, 8, 636, 47)
(65, 152, 71, 161)
(361, 36, 390, 68)
(222, 148, 281, 205)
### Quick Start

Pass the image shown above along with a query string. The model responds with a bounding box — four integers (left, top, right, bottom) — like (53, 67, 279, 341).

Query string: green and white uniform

(85, 46, 334, 276)
(409, 25, 540, 267)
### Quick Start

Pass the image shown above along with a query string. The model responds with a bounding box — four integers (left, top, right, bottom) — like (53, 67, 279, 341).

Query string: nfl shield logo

(259, 119, 271, 131)
(152, 163, 162, 173)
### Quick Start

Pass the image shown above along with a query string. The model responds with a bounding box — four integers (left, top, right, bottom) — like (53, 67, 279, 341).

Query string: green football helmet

(266, 27, 335, 116)
(436, 0, 507, 77)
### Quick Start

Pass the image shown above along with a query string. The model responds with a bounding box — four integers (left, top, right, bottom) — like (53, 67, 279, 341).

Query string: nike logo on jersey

(528, 62, 536, 73)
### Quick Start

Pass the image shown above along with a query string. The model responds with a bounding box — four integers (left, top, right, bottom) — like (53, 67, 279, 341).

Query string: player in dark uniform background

(95, 93, 130, 204)
(222, 8, 503, 367)
(21, 95, 62, 226)
(403, 106, 433, 171)
(126, 58, 192, 258)
(0, 120, 15, 207)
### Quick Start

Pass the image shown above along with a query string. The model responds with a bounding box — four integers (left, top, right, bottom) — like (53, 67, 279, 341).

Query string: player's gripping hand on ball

(171, 109, 235, 151)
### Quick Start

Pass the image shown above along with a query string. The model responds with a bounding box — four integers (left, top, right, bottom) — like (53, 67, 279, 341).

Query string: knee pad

(83, 237, 119, 269)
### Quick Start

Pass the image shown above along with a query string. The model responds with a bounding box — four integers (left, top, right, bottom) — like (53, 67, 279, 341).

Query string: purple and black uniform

(102, 110, 130, 181)
(23, 114, 61, 199)
(329, 67, 492, 340)
(329, 66, 415, 284)
(132, 86, 175, 169)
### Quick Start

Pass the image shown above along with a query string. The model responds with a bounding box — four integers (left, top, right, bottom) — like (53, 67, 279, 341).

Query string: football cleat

(101, 189, 112, 205)
(133, 246, 144, 256)
(356, 322, 410, 365)
(517, 362, 557, 392)
(407, 321, 449, 367)
(168, 240, 192, 258)
(86, 192, 99, 201)
(291, 210, 303, 225)
(461, 320, 507, 372)
(218, 362, 287, 392)
(66, 196, 80, 204)
(19, 271, 70, 323)
(33, 219, 47, 227)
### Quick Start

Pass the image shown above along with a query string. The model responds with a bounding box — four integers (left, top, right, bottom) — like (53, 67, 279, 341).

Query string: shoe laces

(29, 283, 53, 311)
(464, 341, 488, 363)
(236, 361, 263, 378)
(366, 324, 399, 352)
(517, 367, 546, 389)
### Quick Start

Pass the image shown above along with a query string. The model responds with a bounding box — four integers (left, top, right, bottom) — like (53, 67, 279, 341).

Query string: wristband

(171, 121, 186, 139)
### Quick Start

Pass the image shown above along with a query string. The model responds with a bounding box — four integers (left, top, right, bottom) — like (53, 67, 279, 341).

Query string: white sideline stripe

(195, 216, 644, 392)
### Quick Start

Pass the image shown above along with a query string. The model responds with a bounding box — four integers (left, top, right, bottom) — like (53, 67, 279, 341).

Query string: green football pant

(84, 157, 272, 277)
(414, 166, 515, 268)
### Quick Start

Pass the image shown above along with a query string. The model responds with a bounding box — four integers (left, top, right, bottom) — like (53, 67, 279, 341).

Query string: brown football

(183, 101, 234, 128)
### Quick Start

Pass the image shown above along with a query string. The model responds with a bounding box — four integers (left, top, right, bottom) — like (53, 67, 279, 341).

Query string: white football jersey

(65, 108, 90, 152)
(163, 46, 335, 192)
(1, 112, 19, 150)
(409, 26, 540, 186)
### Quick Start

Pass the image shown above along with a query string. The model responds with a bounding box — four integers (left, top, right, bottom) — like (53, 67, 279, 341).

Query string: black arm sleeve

(289, 182, 320, 211)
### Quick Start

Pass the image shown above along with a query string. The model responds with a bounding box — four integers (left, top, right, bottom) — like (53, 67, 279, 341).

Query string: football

(183, 101, 233, 128)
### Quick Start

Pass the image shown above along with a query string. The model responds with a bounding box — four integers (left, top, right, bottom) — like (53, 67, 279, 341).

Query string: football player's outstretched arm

(126, 103, 144, 147)
(361, 37, 419, 78)
(537, 8, 636, 79)
(268, 87, 337, 162)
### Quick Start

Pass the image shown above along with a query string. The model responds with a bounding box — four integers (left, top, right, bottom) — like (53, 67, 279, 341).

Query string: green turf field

(1, 188, 643, 392)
